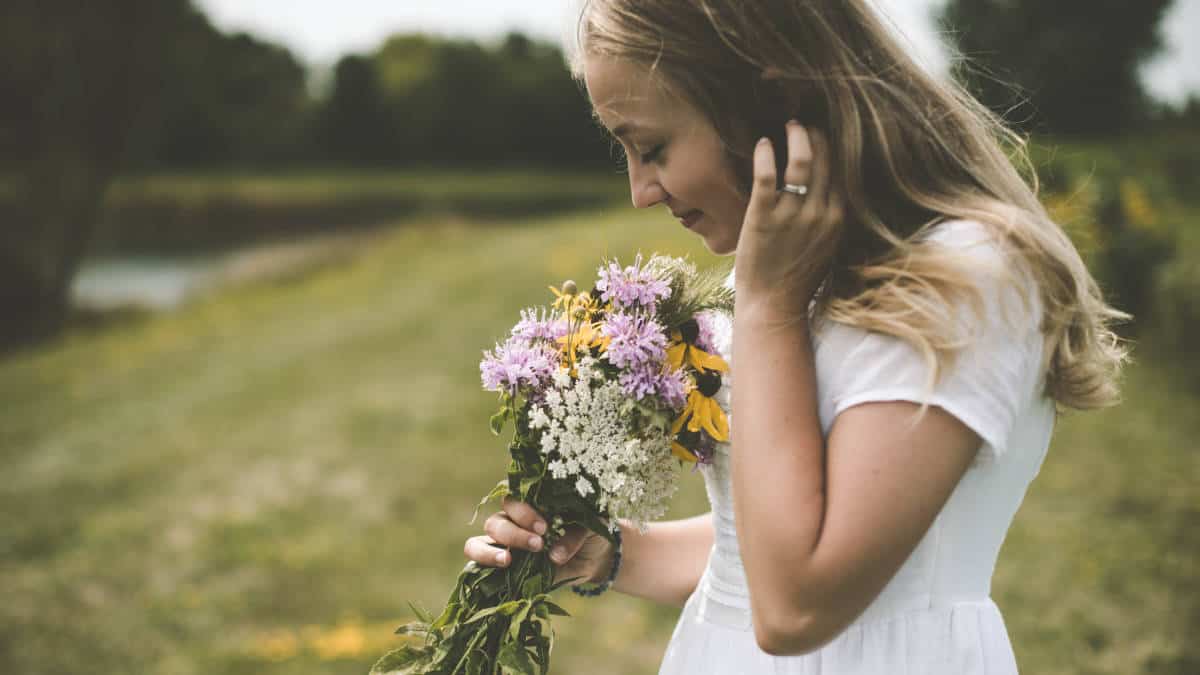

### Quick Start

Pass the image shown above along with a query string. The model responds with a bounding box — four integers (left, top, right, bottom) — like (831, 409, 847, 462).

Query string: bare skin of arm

(727, 123, 980, 655)
(463, 505, 713, 608)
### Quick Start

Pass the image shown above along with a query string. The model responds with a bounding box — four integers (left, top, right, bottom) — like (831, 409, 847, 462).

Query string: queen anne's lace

(529, 357, 679, 530)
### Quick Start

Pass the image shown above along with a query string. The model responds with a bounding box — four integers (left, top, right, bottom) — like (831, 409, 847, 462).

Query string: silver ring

(779, 183, 808, 196)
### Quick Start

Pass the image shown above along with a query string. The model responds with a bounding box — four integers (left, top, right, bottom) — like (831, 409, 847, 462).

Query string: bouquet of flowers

(371, 254, 734, 675)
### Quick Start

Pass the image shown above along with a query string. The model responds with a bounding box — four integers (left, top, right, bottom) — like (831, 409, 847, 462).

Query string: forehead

(583, 56, 689, 132)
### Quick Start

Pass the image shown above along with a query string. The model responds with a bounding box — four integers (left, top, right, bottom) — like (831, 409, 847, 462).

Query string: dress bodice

(697, 309, 1053, 629)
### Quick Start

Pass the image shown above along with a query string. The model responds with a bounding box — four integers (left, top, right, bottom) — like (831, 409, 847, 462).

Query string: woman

(462, 1, 1126, 672)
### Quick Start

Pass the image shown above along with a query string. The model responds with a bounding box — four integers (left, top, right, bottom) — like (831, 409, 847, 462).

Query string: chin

(703, 234, 738, 256)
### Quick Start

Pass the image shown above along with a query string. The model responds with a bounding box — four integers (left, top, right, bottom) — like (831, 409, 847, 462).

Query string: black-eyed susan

(556, 319, 610, 375)
(672, 375, 729, 443)
(667, 318, 729, 374)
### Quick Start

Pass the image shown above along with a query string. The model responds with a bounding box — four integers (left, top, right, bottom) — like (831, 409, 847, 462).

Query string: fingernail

(757, 137, 769, 146)
(533, 520, 547, 535)
(550, 547, 567, 563)
(787, 118, 801, 126)
(528, 535, 543, 551)
(495, 551, 508, 565)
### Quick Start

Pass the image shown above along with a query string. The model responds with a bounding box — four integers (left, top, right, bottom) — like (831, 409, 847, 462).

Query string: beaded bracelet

(570, 527, 622, 597)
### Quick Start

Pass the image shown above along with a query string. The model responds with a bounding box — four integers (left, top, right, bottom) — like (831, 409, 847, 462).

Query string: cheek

(708, 171, 750, 223)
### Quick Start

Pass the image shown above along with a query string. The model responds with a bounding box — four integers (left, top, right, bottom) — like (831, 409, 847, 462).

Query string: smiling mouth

(678, 210, 703, 228)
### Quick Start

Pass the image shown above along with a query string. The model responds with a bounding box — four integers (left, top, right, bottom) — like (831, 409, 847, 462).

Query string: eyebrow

(611, 122, 640, 139)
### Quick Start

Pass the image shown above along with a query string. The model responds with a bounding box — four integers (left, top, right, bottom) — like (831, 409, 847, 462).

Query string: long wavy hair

(565, 0, 1127, 410)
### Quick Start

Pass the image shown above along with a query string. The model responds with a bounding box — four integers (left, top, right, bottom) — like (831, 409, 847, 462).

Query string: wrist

(571, 527, 622, 597)
(588, 537, 619, 584)
(734, 294, 812, 331)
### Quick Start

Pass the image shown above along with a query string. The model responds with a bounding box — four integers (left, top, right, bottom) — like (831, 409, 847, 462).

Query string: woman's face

(584, 55, 749, 255)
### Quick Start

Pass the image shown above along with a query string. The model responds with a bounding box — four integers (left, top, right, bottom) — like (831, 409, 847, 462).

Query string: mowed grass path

(1, 206, 1195, 674)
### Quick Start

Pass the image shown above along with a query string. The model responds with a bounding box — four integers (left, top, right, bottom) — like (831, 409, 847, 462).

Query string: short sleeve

(819, 220, 1045, 461)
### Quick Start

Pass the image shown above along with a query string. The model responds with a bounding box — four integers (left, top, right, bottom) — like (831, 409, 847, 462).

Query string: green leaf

(519, 575, 545, 598)
(430, 601, 462, 631)
(518, 474, 540, 498)
(490, 407, 509, 436)
(463, 599, 525, 624)
(406, 601, 434, 624)
(541, 600, 570, 617)
(465, 648, 489, 675)
(508, 602, 533, 641)
(393, 621, 429, 636)
(370, 644, 435, 674)
(470, 479, 511, 524)
(497, 641, 538, 675)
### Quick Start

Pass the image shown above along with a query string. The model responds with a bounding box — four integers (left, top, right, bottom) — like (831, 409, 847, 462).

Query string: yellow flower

(1119, 178, 1161, 234)
(671, 389, 729, 442)
(556, 319, 610, 375)
(666, 329, 729, 373)
(671, 440, 698, 463)
(548, 284, 575, 313)
(548, 281, 603, 320)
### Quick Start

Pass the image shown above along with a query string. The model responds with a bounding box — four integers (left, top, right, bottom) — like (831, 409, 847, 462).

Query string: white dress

(659, 219, 1054, 674)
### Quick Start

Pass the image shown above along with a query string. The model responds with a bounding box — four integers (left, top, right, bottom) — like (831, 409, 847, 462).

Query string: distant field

(83, 169, 630, 254)
(1, 203, 1196, 674)
(107, 168, 629, 205)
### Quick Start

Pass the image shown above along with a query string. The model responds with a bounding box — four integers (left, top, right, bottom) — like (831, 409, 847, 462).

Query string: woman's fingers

(547, 525, 589, 565)
(801, 127, 830, 224)
(464, 535, 510, 567)
(749, 136, 779, 217)
(501, 496, 548, 536)
(783, 120, 814, 190)
(484, 511, 544, 552)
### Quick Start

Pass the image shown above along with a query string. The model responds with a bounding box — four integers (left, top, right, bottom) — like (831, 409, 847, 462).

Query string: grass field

(1, 204, 1196, 674)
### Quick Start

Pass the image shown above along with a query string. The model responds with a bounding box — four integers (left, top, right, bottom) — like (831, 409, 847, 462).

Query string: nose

(629, 163, 667, 209)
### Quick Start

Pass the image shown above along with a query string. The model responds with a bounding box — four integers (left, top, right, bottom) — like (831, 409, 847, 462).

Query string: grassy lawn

(1, 204, 1195, 674)
(107, 168, 629, 206)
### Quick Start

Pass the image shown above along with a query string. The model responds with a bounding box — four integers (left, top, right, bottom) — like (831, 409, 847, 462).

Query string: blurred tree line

(1, 0, 1196, 351)
(0, 1, 608, 350)
(937, 0, 1185, 136)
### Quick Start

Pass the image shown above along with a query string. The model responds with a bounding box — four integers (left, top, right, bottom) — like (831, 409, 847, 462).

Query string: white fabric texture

(658, 219, 1055, 674)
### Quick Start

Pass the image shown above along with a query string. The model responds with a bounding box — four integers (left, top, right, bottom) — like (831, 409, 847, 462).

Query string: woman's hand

(462, 496, 616, 585)
(734, 121, 845, 316)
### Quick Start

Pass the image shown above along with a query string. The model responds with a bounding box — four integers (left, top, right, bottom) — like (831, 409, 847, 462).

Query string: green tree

(938, 0, 1175, 136)
(338, 32, 609, 168)
(147, 11, 311, 167)
(0, 0, 193, 351)
(315, 55, 391, 164)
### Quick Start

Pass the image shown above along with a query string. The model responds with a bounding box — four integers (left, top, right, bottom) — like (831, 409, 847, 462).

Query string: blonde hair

(567, 0, 1127, 410)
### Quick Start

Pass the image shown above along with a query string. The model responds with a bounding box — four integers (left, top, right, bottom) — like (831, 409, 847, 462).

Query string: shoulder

(920, 217, 1017, 279)
(814, 217, 1049, 458)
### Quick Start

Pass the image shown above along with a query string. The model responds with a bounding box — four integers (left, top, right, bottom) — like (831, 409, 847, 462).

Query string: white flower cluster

(528, 357, 679, 530)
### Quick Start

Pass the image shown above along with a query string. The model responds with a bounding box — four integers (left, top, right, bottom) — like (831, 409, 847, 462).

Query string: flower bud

(561, 280, 578, 296)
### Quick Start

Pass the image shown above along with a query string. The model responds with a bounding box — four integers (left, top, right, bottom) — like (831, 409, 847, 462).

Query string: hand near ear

(735, 121, 844, 318)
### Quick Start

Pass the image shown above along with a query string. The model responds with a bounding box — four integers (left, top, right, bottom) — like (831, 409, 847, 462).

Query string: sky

(197, 0, 1199, 105)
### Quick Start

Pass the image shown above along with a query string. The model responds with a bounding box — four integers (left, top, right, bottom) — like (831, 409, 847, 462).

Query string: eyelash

(615, 144, 664, 173)
(640, 145, 664, 164)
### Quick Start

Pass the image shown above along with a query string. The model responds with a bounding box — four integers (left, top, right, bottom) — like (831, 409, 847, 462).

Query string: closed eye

(639, 145, 664, 164)
(613, 144, 664, 174)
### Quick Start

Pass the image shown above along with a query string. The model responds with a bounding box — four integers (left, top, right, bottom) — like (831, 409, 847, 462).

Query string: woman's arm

(612, 512, 713, 606)
(465, 505, 713, 609)
(731, 301, 978, 656)
(730, 122, 982, 656)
